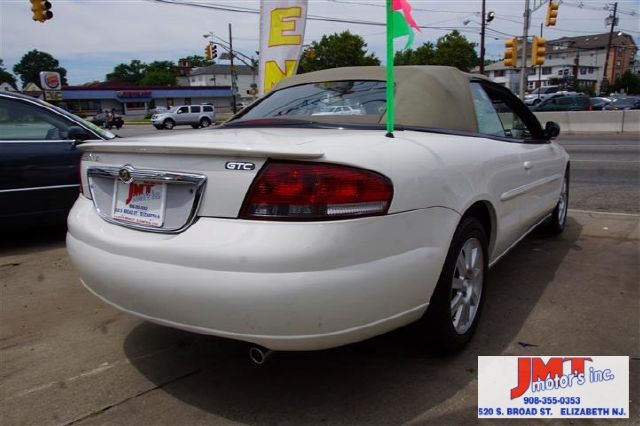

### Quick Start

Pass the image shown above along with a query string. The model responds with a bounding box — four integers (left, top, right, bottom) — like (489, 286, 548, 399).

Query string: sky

(1, 0, 639, 86)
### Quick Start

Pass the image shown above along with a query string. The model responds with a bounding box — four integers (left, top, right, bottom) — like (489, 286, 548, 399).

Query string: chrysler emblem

(118, 168, 133, 183)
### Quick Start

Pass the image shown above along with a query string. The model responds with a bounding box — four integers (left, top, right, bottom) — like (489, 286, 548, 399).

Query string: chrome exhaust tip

(249, 346, 273, 365)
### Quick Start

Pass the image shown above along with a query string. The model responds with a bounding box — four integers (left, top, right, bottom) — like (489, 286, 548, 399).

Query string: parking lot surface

(1, 210, 638, 425)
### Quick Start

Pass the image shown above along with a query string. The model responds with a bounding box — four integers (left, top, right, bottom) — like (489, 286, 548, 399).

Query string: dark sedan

(603, 96, 640, 110)
(590, 97, 611, 110)
(529, 94, 591, 112)
(90, 112, 124, 129)
(0, 92, 114, 227)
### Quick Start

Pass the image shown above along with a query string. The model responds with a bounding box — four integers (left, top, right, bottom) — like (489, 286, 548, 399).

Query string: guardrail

(533, 110, 640, 134)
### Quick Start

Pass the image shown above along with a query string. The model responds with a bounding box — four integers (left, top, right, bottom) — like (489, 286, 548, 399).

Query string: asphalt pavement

(1, 211, 638, 425)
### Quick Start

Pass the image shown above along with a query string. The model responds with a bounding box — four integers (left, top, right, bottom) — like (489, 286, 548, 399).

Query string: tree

(298, 31, 380, 73)
(0, 59, 17, 88)
(13, 50, 68, 87)
(612, 70, 640, 94)
(139, 61, 176, 86)
(183, 55, 215, 68)
(394, 42, 436, 65)
(106, 60, 146, 83)
(433, 30, 478, 72)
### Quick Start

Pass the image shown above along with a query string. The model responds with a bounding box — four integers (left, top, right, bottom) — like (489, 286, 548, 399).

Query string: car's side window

(203, 106, 213, 112)
(177, 106, 188, 114)
(0, 98, 72, 141)
(474, 82, 537, 140)
(190, 106, 201, 113)
(470, 82, 507, 137)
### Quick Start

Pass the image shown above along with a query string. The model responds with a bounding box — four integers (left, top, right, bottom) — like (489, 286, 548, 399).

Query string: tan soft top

(272, 66, 482, 132)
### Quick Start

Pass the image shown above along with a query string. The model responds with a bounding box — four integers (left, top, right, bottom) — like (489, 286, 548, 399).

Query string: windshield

(230, 80, 387, 126)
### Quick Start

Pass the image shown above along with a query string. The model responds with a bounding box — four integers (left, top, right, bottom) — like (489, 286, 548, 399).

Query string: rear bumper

(67, 196, 459, 350)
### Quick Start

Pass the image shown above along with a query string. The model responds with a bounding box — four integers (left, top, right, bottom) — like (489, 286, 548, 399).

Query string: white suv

(524, 86, 560, 105)
(152, 104, 215, 130)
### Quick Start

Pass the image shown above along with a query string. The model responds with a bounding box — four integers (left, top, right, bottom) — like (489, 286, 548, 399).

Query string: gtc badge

(118, 168, 133, 183)
(225, 161, 256, 171)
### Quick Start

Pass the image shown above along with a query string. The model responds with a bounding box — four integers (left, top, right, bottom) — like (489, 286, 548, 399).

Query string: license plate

(112, 180, 166, 227)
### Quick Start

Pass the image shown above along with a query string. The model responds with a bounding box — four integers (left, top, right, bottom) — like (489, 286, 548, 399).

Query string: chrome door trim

(0, 184, 79, 193)
(87, 165, 207, 234)
(500, 173, 563, 202)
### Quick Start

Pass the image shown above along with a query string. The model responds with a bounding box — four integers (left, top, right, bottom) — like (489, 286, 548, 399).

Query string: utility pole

(600, 2, 618, 95)
(480, 0, 486, 74)
(229, 23, 237, 114)
(519, 0, 531, 99)
(537, 23, 543, 101)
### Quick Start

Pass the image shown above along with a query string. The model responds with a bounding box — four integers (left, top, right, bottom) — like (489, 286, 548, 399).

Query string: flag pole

(385, 0, 395, 138)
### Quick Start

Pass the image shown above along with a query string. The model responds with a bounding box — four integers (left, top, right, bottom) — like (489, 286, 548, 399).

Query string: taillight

(240, 161, 393, 220)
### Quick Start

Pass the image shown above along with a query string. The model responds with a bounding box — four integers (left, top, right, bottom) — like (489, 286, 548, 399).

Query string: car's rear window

(233, 80, 386, 125)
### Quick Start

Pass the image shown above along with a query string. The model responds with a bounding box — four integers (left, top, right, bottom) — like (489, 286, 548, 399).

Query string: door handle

(523, 161, 533, 170)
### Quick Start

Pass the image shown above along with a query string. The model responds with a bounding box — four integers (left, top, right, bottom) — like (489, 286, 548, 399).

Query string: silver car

(152, 104, 215, 130)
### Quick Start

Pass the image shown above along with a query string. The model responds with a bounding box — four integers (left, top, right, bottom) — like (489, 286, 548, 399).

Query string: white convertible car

(67, 66, 568, 354)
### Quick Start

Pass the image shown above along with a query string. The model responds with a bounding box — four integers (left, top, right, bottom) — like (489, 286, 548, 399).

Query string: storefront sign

(40, 71, 62, 91)
(117, 91, 152, 98)
(258, 0, 308, 95)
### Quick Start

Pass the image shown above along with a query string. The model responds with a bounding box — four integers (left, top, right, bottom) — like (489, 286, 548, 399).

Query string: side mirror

(67, 126, 91, 143)
(545, 121, 560, 140)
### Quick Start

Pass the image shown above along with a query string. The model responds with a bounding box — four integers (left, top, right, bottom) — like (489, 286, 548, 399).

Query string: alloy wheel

(450, 237, 484, 335)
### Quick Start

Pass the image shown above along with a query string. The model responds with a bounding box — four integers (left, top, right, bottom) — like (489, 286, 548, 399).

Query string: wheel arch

(460, 200, 497, 256)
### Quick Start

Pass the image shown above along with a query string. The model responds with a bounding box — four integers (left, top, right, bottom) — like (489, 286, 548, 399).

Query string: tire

(533, 99, 541, 105)
(199, 117, 211, 128)
(154, 125, 163, 130)
(544, 167, 570, 234)
(163, 119, 175, 130)
(420, 216, 488, 353)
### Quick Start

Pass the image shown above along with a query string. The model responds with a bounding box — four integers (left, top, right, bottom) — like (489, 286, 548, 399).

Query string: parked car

(151, 104, 215, 129)
(524, 85, 560, 105)
(590, 97, 612, 110)
(67, 66, 568, 354)
(0, 91, 115, 227)
(312, 105, 364, 116)
(529, 94, 591, 112)
(603, 96, 640, 110)
(90, 112, 124, 130)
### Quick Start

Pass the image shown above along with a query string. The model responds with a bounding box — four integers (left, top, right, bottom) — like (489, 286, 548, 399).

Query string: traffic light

(204, 43, 217, 60)
(546, 1, 559, 27)
(31, 0, 53, 23)
(504, 38, 518, 68)
(531, 36, 546, 66)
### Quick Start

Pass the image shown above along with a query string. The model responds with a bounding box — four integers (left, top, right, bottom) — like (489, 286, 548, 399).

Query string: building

(484, 32, 637, 94)
(189, 64, 258, 101)
(60, 82, 232, 115)
(0, 82, 17, 92)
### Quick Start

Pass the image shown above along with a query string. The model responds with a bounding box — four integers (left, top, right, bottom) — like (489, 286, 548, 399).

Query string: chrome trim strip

(0, 184, 79, 193)
(87, 165, 207, 234)
(489, 213, 551, 268)
(500, 174, 563, 202)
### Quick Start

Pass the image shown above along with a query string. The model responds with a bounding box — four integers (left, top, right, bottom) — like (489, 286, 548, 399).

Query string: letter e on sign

(269, 7, 302, 47)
